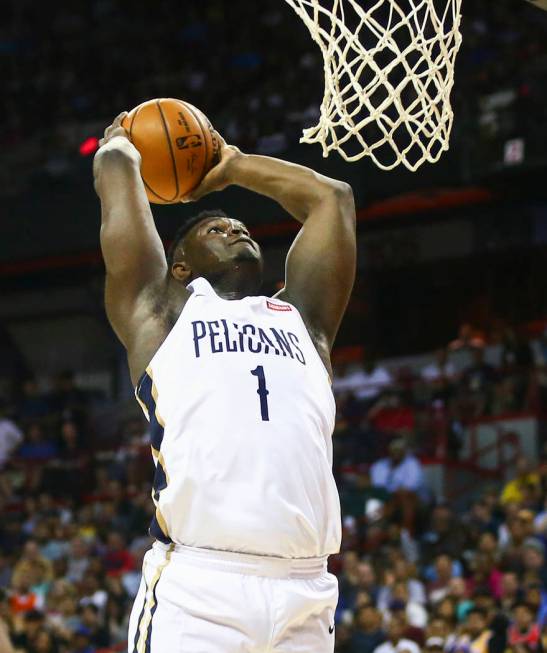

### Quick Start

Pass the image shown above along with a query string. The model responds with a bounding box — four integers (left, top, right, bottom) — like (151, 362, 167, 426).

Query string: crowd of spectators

(0, 322, 546, 652)
(2, 0, 547, 196)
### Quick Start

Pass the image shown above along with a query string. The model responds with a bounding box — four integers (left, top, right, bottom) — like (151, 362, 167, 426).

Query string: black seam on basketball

(182, 101, 209, 193)
(142, 178, 170, 203)
(156, 99, 179, 202)
(128, 105, 140, 142)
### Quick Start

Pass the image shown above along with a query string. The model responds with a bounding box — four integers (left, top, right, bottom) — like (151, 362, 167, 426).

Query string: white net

(282, 0, 463, 171)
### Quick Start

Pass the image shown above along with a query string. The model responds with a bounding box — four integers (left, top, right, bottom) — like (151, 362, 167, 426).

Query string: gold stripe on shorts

(134, 544, 175, 653)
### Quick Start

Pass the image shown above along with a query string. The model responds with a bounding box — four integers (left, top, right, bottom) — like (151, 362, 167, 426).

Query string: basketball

(121, 98, 220, 204)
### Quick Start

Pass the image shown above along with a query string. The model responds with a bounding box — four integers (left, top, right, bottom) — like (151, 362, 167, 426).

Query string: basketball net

(283, 0, 463, 171)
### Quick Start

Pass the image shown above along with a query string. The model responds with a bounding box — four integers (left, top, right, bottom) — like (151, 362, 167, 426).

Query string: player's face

(185, 217, 263, 272)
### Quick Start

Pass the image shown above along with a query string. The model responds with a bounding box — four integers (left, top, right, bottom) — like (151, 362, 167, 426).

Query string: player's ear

(171, 260, 192, 283)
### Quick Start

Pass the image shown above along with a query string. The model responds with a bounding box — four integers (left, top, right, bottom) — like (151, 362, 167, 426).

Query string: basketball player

(93, 111, 356, 653)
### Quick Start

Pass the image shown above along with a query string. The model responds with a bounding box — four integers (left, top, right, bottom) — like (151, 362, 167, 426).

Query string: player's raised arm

(93, 114, 170, 349)
(187, 138, 356, 358)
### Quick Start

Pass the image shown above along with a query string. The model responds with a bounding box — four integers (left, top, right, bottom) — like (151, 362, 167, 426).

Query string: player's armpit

(276, 183, 356, 351)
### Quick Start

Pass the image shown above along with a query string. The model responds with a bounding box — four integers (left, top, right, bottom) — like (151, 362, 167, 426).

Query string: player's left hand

(182, 132, 242, 202)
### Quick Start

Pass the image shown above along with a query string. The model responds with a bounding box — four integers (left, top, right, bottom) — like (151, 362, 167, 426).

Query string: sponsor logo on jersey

(266, 300, 292, 312)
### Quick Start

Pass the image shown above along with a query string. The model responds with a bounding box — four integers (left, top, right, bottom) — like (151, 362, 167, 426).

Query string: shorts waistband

(152, 541, 328, 579)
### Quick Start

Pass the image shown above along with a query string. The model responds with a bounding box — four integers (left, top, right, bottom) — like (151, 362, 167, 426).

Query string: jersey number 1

(250, 365, 270, 421)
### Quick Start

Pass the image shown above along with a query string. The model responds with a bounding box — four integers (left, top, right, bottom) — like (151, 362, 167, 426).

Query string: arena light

(79, 137, 99, 156)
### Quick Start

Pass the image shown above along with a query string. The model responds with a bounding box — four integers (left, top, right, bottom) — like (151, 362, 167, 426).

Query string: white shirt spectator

(0, 417, 23, 467)
(404, 601, 428, 628)
(334, 364, 393, 400)
(421, 360, 456, 382)
(371, 455, 423, 493)
(80, 589, 108, 613)
(374, 638, 421, 653)
(377, 579, 427, 610)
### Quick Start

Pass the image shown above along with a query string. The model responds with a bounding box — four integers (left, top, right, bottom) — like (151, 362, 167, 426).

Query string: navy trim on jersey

(149, 516, 173, 544)
(136, 371, 165, 451)
(152, 460, 168, 503)
(136, 371, 173, 545)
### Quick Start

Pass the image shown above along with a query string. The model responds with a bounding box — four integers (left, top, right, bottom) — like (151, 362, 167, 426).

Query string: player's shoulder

(269, 288, 295, 308)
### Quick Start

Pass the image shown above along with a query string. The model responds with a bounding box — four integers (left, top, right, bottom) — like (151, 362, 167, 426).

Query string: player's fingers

(214, 131, 226, 150)
(181, 189, 202, 203)
(182, 184, 209, 203)
(183, 167, 222, 202)
(102, 126, 128, 146)
(112, 111, 128, 129)
(110, 126, 128, 139)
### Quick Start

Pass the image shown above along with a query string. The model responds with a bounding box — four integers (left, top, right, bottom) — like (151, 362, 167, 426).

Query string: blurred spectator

(501, 327, 534, 370)
(28, 628, 59, 653)
(377, 558, 426, 611)
(10, 609, 45, 651)
(500, 571, 522, 613)
(458, 348, 498, 417)
(421, 349, 457, 383)
(78, 604, 109, 648)
(341, 470, 390, 521)
(428, 554, 458, 605)
(370, 440, 423, 495)
(447, 607, 492, 653)
(422, 505, 466, 564)
(70, 625, 94, 653)
(445, 577, 472, 622)
(350, 603, 386, 653)
(334, 353, 393, 405)
(522, 539, 547, 586)
(368, 391, 415, 440)
(49, 371, 88, 429)
(424, 636, 446, 653)
(79, 572, 108, 615)
(387, 580, 428, 629)
(500, 456, 541, 505)
(370, 439, 424, 533)
(507, 601, 542, 651)
(18, 424, 58, 461)
(105, 595, 129, 646)
(16, 380, 51, 423)
(65, 538, 89, 584)
(102, 533, 134, 579)
(0, 406, 23, 469)
(449, 325, 486, 353)
(373, 614, 420, 653)
(9, 568, 40, 615)
(532, 328, 547, 408)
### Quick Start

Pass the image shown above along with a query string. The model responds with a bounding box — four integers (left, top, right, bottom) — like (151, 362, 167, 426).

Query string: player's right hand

(96, 112, 141, 164)
(94, 112, 141, 195)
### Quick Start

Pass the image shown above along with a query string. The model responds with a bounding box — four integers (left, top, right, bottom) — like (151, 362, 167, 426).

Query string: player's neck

(209, 274, 260, 300)
(202, 265, 262, 300)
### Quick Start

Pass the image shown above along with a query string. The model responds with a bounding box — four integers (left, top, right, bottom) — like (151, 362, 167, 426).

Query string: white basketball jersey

(135, 277, 341, 558)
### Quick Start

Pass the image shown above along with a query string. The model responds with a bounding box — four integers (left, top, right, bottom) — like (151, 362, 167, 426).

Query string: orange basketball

(121, 98, 220, 204)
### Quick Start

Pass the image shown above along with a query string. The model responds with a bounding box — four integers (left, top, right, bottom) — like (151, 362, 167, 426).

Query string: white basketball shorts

(128, 541, 339, 653)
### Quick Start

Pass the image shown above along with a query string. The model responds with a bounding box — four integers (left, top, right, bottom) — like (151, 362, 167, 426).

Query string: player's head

(167, 209, 263, 291)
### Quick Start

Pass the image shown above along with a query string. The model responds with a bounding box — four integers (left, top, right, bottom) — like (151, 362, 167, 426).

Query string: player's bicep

(278, 185, 356, 348)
